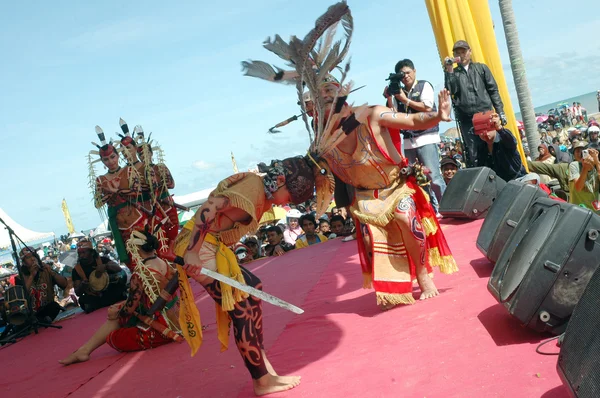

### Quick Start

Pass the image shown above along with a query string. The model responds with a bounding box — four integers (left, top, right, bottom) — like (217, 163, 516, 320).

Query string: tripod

(0, 216, 62, 346)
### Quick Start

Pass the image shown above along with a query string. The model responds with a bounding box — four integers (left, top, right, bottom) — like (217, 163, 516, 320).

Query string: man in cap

(15, 247, 68, 323)
(569, 141, 600, 213)
(440, 156, 461, 186)
(444, 40, 505, 168)
(72, 239, 127, 313)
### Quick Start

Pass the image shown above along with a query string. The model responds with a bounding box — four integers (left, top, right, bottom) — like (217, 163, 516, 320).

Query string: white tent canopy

(0, 207, 55, 250)
(173, 187, 215, 209)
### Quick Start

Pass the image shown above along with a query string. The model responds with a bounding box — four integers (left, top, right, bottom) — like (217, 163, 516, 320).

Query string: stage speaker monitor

(557, 266, 600, 397)
(439, 167, 506, 219)
(476, 180, 547, 263)
(488, 197, 600, 334)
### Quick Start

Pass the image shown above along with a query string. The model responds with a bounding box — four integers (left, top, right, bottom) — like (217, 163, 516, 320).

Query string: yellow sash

(176, 262, 203, 357)
(204, 233, 249, 352)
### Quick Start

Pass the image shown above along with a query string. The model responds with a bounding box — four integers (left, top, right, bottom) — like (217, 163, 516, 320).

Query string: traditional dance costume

(241, 1, 457, 306)
(174, 161, 314, 379)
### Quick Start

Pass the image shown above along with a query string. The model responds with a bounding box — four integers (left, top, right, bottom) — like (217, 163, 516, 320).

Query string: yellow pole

(424, 0, 528, 171)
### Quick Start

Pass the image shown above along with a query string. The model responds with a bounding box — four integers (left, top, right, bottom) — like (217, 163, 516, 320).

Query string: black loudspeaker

(488, 197, 600, 334)
(476, 181, 547, 263)
(557, 267, 600, 397)
(439, 167, 506, 219)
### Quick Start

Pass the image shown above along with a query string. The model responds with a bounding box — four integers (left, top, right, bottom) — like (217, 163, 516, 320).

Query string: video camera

(386, 71, 405, 96)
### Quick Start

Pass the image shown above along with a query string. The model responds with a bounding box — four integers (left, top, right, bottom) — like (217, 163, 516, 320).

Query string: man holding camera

(384, 59, 445, 212)
(569, 141, 600, 213)
(72, 240, 127, 313)
(475, 112, 525, 182)
(444, 40, 505, 168)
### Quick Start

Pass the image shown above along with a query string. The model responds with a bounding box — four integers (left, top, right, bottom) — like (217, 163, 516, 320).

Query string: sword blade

(200, 268, 304, 314)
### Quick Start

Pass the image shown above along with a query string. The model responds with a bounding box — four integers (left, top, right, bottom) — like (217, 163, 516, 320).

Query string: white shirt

(396, 81, 441, 150)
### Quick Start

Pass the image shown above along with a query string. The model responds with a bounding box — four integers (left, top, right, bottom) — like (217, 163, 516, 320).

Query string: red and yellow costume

(323, 121, 458, 305)
(94, 167, 148, 268)
(107, 255, 182, 352)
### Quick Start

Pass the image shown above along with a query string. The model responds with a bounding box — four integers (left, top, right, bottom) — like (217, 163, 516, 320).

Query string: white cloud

(191, 160, 216, 170)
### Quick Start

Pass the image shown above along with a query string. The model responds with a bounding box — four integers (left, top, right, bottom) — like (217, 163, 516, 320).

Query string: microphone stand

(0, 216, 61, 346)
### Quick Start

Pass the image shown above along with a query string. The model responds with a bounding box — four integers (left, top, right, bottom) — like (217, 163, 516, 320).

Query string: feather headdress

(242, 1, 369, 217)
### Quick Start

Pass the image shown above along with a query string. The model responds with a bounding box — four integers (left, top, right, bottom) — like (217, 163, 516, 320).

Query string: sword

(200, 267, 304, 315)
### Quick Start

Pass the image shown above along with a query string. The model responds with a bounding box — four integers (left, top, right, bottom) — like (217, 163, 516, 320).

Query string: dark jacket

(477, 128, 525, 181)
(445, 62, 504, 117)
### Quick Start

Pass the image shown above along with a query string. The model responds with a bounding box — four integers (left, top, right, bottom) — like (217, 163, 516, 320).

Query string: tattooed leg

(200, 267, 301, 395)
(393, 196, 439, 300)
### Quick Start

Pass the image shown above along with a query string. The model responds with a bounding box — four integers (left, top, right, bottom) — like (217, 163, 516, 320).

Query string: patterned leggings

(200, 266, 268, 380)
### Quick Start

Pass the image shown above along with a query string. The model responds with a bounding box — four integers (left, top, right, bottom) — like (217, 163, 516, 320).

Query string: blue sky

(1, 0, 599, 236)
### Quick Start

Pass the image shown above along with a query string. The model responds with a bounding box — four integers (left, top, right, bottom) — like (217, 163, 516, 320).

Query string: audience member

(283, 209, 303, 246)
(295, 214, 328, 248)
(318, 219, 333, 238)
(569, 142, 600, 213)
(440, 156, 461, 186)
(264, 226, 295, 257)
(329, 215, 346, 238)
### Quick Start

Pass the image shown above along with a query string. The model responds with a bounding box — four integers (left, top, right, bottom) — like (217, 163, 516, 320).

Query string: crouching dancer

(175, 160, 310, 395)
(59, 231, 182, 364)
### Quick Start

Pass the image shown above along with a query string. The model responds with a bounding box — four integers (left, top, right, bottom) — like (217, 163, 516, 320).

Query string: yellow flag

(231, 151, 239, 174)
(176, 263, 203, 356)
(61, 199, 76, 234)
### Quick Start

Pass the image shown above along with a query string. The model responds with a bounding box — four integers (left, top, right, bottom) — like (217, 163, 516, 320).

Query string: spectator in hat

(440, 156, 461, 186)
(588, 125, 600, 150)
(244, 236, 263, 260)
(444, 40, 505, 168)
(569, 141, 600, 213)
(283, 209, 303, 246)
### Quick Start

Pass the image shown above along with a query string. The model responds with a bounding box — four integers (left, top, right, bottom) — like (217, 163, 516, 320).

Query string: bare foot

(253, 373, 301, 396)
(59, 349, 90, 366)
(416, 271, 439, 300)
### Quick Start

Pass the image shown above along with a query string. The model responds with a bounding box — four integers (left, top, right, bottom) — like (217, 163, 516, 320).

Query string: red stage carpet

(0, 220, 570, 397)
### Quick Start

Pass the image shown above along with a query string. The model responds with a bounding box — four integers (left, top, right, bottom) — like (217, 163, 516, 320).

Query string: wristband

(406, 99, 412, 108)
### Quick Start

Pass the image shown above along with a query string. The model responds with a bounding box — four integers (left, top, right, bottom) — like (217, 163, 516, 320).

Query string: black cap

(453, 40, 470, 51)
(440, 156, 460, 169)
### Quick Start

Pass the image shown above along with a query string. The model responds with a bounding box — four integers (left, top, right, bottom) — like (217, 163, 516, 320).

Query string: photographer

(15, 247, 67, 323)
(384, 59, 445, 212)
(72, 240, 127, 313)
(569, 141, 600, 213)
(444, 40, 505, 168)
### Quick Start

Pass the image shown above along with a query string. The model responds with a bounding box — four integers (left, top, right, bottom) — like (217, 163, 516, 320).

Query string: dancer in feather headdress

(243, 1, 458, 310)
(117, 119, 179, 253)
(88, 126, 145, 269)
